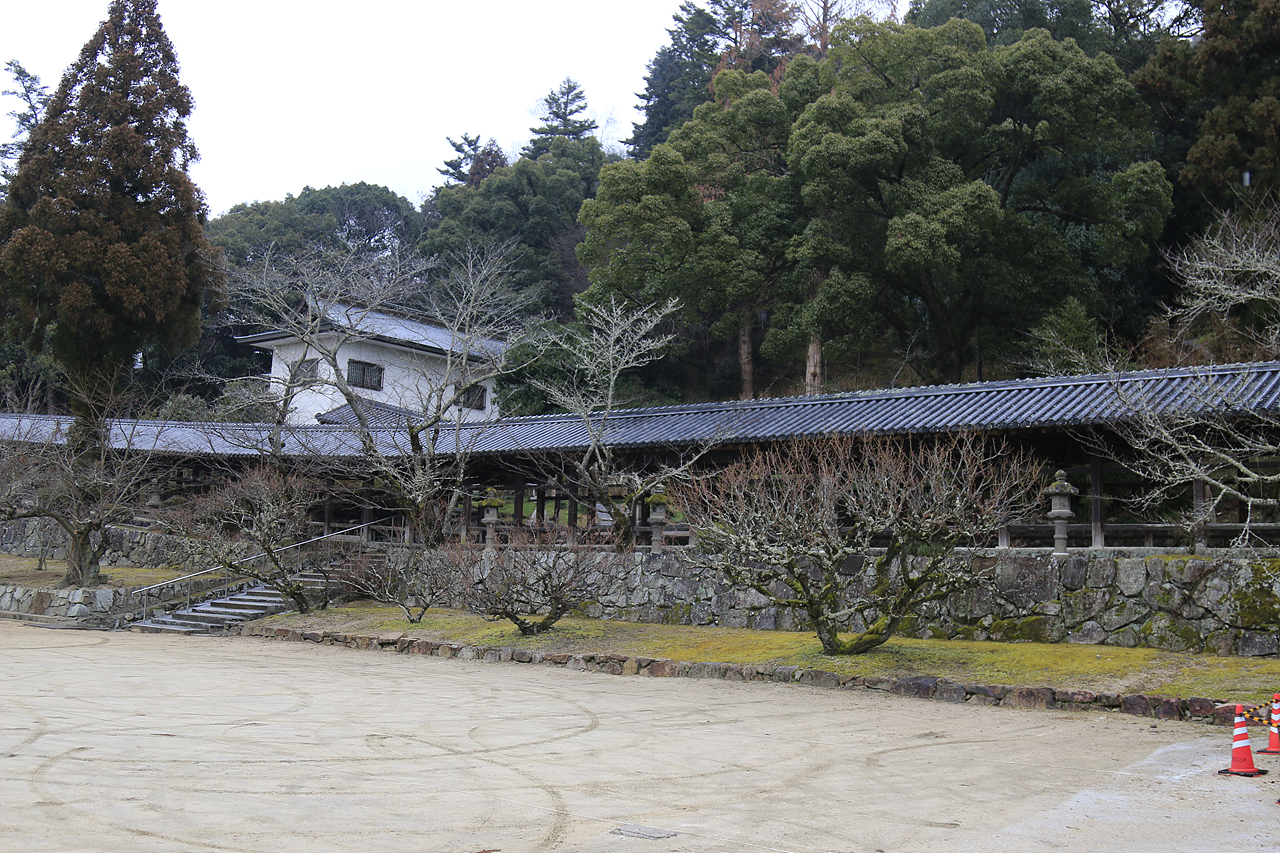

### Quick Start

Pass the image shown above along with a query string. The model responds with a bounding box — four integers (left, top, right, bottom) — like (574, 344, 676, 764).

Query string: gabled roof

(235, 303, 505, 361)
(316, 398, 425, 428)
(3, 362, 1279, 459)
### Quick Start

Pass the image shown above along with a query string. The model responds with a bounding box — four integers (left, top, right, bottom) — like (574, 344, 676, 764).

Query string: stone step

(181, 608, 257, 625)
(136, 617, 213, 633)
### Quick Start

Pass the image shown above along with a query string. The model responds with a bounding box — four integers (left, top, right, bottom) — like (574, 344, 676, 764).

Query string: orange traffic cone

(1259, 694, 1280, 755)
(1220, 704, 1268, 777)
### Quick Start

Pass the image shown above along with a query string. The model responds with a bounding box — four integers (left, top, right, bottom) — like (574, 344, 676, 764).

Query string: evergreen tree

(0, 0, 222, 402)
(0, 60, 50, 190)
(629, 2, 724, 157)
(525, 78, 597, 159)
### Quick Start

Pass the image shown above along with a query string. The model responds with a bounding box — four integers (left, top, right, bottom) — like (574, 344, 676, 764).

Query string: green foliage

(0, 60, 50, 186)
(525, 78, 598, 160)
(1136, 0, 1280, 209)
(206, 182, 425, 265)
(0, 0, 223, 393)
(585, 20, 1170, 390)
(423, 136, 607, 318)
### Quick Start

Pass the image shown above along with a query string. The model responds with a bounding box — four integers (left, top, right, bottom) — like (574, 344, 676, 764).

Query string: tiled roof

(315, 398, 426, 428)
(236, 303, 505, 360)
(3, 362, 1279, 459)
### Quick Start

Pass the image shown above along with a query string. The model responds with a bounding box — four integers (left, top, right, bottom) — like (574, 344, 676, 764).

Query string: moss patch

(1233, 562, 1280, 630)
(258, 601, 1280, 701)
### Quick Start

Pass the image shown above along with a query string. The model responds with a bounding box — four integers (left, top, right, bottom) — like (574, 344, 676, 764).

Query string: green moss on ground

(258, 602, 1280, 703)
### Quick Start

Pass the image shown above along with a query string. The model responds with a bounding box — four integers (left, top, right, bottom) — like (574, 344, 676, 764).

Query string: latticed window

(460, 383, 487, 411)
(346, 360, 383, 391)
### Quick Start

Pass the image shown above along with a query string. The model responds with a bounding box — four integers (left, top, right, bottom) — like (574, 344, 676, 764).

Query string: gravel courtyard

(0, 621, 1274, 852)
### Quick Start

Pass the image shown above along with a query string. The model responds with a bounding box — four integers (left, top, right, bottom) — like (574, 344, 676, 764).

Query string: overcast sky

(2, 1, 688, 217)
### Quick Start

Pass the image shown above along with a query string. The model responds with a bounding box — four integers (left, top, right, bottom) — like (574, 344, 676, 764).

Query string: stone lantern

(647, 485, 668, 553)
(1045, 470, 1078, 556)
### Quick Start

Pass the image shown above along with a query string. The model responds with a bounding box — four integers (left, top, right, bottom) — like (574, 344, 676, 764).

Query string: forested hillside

(11, 0, 1263, 416)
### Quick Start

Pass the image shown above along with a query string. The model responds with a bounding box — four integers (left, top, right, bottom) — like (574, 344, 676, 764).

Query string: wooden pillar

(513, 480, 525, 526)
(461, 492, 472, 542)
(567, 489, 579, 528)
(323, 488, 333, 536)
(535, 486, 547, 523)
(1090, 455, 1105, 549)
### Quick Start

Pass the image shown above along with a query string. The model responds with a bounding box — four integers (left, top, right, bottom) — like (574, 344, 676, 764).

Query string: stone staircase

(129, 570, 335, 635)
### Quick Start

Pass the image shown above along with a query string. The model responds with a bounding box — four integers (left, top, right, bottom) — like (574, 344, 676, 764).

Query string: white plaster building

(236, 304, 503, 426)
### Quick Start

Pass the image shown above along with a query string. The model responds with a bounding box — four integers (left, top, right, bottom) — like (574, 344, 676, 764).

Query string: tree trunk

(805, 334, 822, 395)
(63, 526, 102, 587)
(739, 317, 754, 400)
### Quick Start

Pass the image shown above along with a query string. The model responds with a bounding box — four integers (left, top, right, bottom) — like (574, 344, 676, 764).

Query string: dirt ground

(0, 621, 1275, 852)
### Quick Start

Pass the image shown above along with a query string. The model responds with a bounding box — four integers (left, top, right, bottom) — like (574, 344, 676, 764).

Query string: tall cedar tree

(0, 0, 222, 411)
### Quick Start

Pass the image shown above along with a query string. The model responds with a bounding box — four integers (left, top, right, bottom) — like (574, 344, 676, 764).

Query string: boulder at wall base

(1236, 631, 1280, 657)
(1066, 621, 1106, 644)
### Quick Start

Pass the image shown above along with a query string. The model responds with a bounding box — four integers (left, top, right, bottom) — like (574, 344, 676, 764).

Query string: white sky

(1, 1, 688, 217)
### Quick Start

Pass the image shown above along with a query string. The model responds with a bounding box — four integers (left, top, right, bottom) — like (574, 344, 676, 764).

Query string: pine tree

(0, 0, 222, 401)
(525, 78, 597, 159)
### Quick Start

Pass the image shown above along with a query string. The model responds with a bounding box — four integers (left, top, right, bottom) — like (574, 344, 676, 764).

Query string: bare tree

(673, 434, 1041, 655)
(173, 467, 327, 613)
(1102, 203, 1280, 539)
(0, 376, 173, 587)
(454, 524, 635, 635)
(229, 240, 544, 544)
(529, 297, 710, 548)
(339, 548, 454, 623)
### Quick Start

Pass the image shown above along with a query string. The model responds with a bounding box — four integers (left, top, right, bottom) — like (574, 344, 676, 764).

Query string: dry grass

(262, 601, 1280, 705)
(0, 554, 188, 589)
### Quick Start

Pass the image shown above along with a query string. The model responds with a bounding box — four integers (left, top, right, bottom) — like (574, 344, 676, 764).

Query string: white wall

(266, 337, 498, 425)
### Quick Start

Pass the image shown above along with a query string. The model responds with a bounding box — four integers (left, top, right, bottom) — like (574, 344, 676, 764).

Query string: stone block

(66, 603, 89, 617)
(934, 682, 967, 703)
(994, 555, 1060, 609)
(1054, 688, 1097, 704)
(1116, 559, 1147, 596)
(566, 655, 587, 670)
(1120, 694, 1152, 716)
(967, 694, 998, 706)
(772, 665, 800, 683)
(963, 684, 1007, 700)
(1062, 588, 1109, 625)
(1067, 621, 1106, 645)
(303, 631, 324, 643)
(890, 676, 938, 699)
(1237, 631, 1279, 656)
(1061, 555, 1089, 590)
(542, 653, 571, 665)
(1186, 697, 1216, 717)
(512, 649, 534, 663)
(435, 644, 455, 658)
(1138, 612, 1202, 653)
(1213, 704, 1236, 726)
(645, 659, 679, 677)
(798, 669, 841, 690)
(1154, 698, 1182, 720)
(863, 676, 896, 691)
(1099, 598, 1148, 632)
(1002, 687, 1055, 710)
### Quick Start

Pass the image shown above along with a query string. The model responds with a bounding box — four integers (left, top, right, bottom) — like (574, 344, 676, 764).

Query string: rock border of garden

(225, 622, 1246, 727)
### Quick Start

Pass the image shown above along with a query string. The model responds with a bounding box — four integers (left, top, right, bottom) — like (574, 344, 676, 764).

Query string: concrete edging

(225, 622, 1243, 726)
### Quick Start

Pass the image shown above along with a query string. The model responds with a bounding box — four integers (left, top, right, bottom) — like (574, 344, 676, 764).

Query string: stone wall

(4, 514, 1277, 657)
(580, 549, 1280, 657)
(0, 518, 191, 569)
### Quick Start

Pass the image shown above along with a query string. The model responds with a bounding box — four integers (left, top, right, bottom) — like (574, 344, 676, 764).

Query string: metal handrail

(109, 518, 393, 626)
(131, 518, 392, 595)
